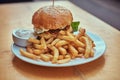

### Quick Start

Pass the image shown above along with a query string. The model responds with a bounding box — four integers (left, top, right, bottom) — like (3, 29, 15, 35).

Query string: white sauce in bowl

(12, 28, 35, 47)
(15, 29, 34, 39)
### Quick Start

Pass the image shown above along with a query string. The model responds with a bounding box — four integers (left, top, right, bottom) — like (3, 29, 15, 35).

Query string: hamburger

(18, 5, 95, 64)
(32, 5, 73, 34)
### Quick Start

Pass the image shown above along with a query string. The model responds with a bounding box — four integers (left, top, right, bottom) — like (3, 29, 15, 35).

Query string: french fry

(46, 37, 54, 44)
(58, 47, 67, 55)
(90, 49, 94, 57)
(65, 54, 71, 58)
(33, 49, 43, 55)
(34, 44, 44, 50)
(51, 38, 60, 45)
(28, 37, 40, 44)
(20, 49, 40, 59)
(41, 37, 47, 49)
(55, 40, 68, 47)
(58, 55, 64, 60)
(85, 34, 92, 42)
(57, 58, 71, 64)
(66, 31, 74, 38)
(58, 35, 75, 41)
(73, 39, 85, 48)
(77, 54, 84, 58)
(45, 53, 53, 59)
(68, 45, 78, 57)
(77, 28, 86, 38)
(89, 40, 94, 57)
(80, 36, 91, 58)
(39, 32, 53, 39)
(26, 47, 33, 54)
(59, 30, 66, 35)
(85, 34, 95, 47)
(40, 53, 50, 62)
(77, 47, 85, 53)
(63, 45, 68, 49)
(48, 45, 59, 63)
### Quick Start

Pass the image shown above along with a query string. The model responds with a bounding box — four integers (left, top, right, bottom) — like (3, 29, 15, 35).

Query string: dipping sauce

(12, 28, 35, 47)
(15, 29, 34, 39)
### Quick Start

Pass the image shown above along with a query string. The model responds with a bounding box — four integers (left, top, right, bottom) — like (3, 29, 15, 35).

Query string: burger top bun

(32, 5, 73, 31)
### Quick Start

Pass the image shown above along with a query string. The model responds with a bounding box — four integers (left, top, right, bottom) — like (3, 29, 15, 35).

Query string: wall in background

(70, 0, 120, 30)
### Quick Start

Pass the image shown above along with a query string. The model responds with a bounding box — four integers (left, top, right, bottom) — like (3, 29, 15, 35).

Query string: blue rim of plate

(11, 31, 106, 67)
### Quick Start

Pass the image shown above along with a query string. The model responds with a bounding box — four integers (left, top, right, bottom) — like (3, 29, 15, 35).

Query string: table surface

(0, 1, 120, 80)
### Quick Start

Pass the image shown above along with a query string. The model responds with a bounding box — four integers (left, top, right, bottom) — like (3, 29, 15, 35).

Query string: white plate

(11, 31, 106, 67)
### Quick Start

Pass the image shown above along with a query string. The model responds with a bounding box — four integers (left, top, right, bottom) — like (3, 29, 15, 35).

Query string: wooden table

(0, 1, 120, 80)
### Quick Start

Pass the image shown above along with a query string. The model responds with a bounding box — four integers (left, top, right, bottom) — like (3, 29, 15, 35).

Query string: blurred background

(0, 0, 120, 30)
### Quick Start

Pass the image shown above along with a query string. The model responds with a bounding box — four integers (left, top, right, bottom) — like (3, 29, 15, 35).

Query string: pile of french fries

(20, 28, 95, 64)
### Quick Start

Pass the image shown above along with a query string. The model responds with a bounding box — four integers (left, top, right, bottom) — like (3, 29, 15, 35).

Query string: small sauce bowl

(12, 28, 34, 47)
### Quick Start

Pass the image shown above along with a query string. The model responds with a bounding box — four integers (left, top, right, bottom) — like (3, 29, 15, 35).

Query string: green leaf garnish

(71, 21, 80, 32)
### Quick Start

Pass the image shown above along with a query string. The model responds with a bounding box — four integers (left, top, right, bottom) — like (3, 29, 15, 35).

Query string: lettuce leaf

(71, 21, 80, 32)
